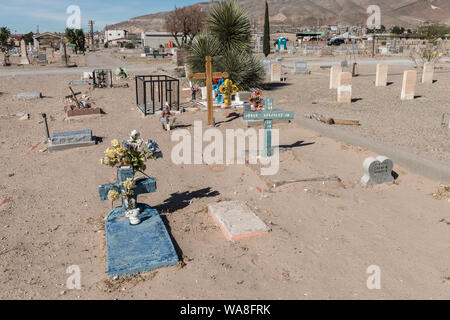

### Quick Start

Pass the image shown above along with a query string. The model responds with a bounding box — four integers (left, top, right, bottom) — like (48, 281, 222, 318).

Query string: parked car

(327, 38, 345, 46)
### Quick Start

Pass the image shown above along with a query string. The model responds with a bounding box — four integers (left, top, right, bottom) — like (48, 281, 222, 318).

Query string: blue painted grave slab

(105, 204, 179, 278)
(99, 167, 178, 278)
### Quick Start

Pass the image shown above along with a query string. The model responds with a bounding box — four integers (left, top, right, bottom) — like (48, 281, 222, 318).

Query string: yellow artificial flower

(107, 190, 120, 201)
(122, 178, 134, 191)
(111, 139, 120, 148)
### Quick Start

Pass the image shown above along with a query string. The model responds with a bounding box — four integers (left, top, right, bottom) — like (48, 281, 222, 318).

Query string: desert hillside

(104, 0, 450, 33)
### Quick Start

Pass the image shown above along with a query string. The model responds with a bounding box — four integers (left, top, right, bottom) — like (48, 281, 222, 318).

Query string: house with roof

(33, 32, 62, 49)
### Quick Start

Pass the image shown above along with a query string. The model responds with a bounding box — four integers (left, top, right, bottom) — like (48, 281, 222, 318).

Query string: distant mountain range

(105, 0, 450, 33)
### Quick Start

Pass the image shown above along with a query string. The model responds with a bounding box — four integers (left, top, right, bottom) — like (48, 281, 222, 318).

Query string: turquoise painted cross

(98, 167, 156, 208)
(242, 97, 294, 156)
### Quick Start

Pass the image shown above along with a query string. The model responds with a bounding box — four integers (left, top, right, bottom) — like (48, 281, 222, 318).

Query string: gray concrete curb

(294, 117, 450, 184)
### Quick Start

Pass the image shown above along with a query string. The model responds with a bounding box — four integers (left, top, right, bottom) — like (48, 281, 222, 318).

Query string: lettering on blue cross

(98, 167, 156, 209)
(242, 97, 294, 156)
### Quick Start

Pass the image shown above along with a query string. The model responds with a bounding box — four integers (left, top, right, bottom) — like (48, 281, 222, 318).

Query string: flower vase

(118, 167, 141, 225)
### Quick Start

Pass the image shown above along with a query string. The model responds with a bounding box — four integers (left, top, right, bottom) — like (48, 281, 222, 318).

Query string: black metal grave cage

(135, 75, 180, 116)
(93, 69, 113, 88)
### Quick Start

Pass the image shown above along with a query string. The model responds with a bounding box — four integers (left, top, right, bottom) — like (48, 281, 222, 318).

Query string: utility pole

(89, 20, 95, 46)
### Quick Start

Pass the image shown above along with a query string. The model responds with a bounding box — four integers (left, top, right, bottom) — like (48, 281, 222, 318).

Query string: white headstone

(401, 70, 417, 100)
(361, 156, 394, 186)
(200, 87, 207, 100)
(270, 63, 281, 82)
(375, 63, 388, 87)
(20, 40, 30, 65)
(330, 65, 342, 89)
(421, 62, 434, 84)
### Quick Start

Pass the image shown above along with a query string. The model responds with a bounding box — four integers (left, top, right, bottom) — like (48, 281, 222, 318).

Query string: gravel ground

(0, 54, 448, 299)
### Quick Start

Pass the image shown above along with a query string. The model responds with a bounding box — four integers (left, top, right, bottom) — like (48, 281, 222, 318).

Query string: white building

(105, 30, 128, 42)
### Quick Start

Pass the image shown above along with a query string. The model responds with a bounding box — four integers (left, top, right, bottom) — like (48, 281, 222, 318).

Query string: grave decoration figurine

(212, 78, 225, 104)
(160, 102, 174, 131)
(115, 67, 129, 80)
(190, 85, 200, 101)
(247, 91, 264, 110)
(100, 130, 159, 225)
(219, 79, 239, 107)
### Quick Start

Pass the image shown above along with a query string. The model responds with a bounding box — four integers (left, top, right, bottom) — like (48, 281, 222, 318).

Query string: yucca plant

(208, 0, 251, 52)
(187, 0, 263, 90)
(220, 47, 264, 90)
(186, 32, 223, 74)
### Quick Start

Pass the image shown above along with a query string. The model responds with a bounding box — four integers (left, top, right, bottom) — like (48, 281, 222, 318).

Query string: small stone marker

(421, 62, 434, 84)
(20, 40, 30, 65)
(293, 61, 310, 74)
(69, 79, 90, 86)
(329, 65, 342, 89)
(401, 70, 417, 100)
(13, 92, 42, 100)
(261, 58, 272, 75)
(375, 63, 388, 87)
(235, 91, 252, 104)
(337, 72, 352, 104)
(208, 201, 270, 241)
(48, 129, 96, 152)
(361, 156, 394, 186)
(271, 63, 282, 82)
(0, 52, 5, 66)
(37, 53, 47, 65)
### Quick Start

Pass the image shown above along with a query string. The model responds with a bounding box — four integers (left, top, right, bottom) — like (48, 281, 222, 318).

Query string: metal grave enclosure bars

(135, 75, 180, 116)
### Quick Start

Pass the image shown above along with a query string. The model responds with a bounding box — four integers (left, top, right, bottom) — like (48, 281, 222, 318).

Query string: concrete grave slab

(48, 129, 96, 152)
(105, 204, 179, 278)
(66, 107, 102, 118)
(13, 92, 42, 100)
(208, 201, 270, 241)
(293, 61, 310, 74)
(70, 79, 90, 86)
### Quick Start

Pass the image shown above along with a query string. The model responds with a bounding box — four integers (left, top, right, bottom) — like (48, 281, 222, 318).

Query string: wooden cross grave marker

(242, 97, 294, 157)
(189, 56, 229, 126)
(67, 86, 81, 109)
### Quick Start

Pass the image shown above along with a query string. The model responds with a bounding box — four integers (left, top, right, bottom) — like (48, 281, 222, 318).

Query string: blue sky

(0, 0, 201, 34)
